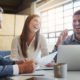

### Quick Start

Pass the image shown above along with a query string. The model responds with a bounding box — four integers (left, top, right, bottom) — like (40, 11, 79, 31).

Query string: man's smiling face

(73, 15, 80, 34)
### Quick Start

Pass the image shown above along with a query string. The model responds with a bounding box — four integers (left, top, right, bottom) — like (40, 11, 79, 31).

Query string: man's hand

(55, 29, 68, 47)
(18, 60, 35, 74)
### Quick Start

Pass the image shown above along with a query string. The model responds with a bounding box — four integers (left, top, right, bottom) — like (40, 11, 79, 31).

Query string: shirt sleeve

(0, 65, 13, 77)
(13, 64, 19, 75)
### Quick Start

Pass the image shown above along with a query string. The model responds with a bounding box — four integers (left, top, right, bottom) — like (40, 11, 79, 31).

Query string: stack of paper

(37, 52, 57, 66)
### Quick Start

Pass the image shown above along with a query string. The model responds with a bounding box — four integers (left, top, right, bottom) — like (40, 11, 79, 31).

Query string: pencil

(21, 74, 44, 76)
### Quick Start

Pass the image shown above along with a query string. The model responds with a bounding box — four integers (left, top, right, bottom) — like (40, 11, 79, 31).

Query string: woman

(0, 7, 35, 77)
(11, 14, 49, 63)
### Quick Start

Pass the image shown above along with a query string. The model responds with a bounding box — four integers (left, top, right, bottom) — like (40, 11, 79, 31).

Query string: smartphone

(26, 77, 53, 80)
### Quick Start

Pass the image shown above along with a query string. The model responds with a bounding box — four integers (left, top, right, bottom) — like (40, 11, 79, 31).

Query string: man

(52, 10, 80, 62)
(54, 10, 80, 50)
(0, 7, 35, 77)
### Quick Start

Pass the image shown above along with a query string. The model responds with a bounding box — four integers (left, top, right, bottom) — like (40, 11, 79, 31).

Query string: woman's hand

(45, 61, 55, 67)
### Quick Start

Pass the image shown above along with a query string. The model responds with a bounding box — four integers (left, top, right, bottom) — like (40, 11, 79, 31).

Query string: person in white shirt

(0, 7, 35, 77)
(11, 14, 49, 63)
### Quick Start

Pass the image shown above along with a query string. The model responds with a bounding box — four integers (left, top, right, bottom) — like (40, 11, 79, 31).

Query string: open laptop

(57, 45, 80, 71)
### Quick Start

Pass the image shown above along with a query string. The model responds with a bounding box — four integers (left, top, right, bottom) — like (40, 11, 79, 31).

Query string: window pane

(48, 20, 55, 26)
(48, 15, 55, 25)
(56, 6, 63, 12)
(48, 9, 55, 15)
(64, 23, 73, 30)
(74, 6, 80, 12)
(56, 17, 63, 25)
(56, 12, 63, 18)
(42, 33, 48, 38)
(56, 25, 63, 31)
(49, 33, 55, 38)
(41, 17, 47, 22)
(64, 9, 73, 17)
(64, 2, 73, 10)
(48, 25, 55, 32)
(41, 27, 48, 33)
(55, 38, 58, 42)
(48, 38, 56, 51)
(56, 32, 61, 37)
(48, 14, 55, 20)
(46, 38, 49, 43)
(64, 16, 72, 24)
(41, 23, 48, 27)
(74, 0, 80, 7)
(41, 12, 47, 16)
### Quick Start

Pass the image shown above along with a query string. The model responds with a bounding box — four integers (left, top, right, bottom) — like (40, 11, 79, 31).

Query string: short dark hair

(0, 7, 3, 13)
(74, 10, 80, 16)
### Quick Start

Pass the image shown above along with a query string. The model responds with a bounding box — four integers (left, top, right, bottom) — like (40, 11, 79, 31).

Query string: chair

(0, 51, 11, 59)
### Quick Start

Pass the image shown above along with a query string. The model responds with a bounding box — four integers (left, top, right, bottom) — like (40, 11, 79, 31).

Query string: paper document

(37, 51, 57, 66)
(36, 65, 53, 70)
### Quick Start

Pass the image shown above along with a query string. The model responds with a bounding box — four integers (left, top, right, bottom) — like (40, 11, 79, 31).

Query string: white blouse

(11, 35, 49, 62)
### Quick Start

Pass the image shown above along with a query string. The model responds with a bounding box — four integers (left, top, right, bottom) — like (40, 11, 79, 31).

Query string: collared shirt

(53, 33, 80, 52)
(63, 33, 80, 45)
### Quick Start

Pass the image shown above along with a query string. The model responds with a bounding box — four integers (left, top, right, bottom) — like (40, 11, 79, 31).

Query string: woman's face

(29, 17, 41, 33)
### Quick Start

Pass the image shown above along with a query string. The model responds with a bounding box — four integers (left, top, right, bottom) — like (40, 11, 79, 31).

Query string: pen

(21, 74, 44, 76)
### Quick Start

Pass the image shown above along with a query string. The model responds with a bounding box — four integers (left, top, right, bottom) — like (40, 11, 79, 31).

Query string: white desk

(10, 70, 80, 80)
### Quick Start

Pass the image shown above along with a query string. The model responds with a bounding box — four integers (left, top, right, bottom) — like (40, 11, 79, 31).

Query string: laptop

(57, 45, 80, 71)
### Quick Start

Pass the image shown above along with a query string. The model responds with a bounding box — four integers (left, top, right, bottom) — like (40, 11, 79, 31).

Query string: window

(40, 0, 80, 51)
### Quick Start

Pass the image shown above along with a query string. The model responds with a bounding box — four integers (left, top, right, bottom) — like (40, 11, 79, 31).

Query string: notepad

(36, 65, 53, 70)
(37, 52, 57, 66)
